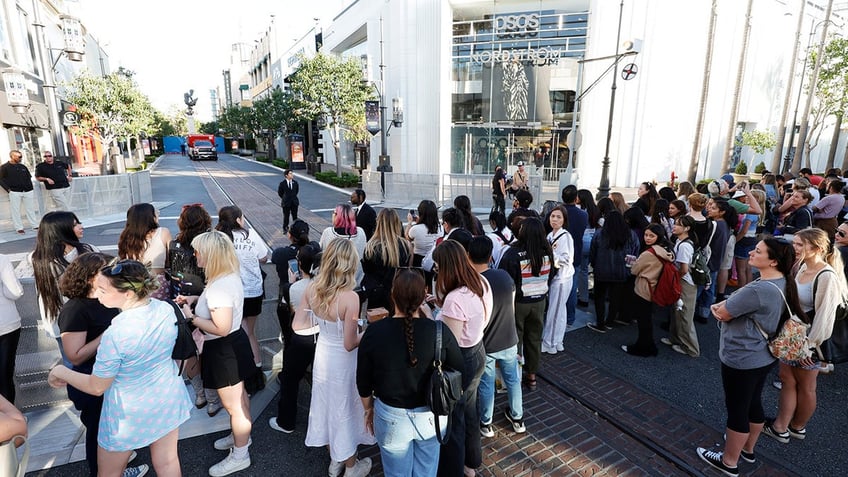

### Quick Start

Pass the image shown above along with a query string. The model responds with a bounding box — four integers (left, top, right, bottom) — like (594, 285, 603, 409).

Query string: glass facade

(451, 2, 588, 178)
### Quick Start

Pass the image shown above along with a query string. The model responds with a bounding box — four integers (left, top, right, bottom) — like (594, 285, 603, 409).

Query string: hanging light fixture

(2, 68, 30, 114)
(60, 15, 85, 62)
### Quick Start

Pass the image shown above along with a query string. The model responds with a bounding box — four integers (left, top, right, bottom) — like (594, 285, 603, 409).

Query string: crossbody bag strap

(705, 220, 716, 249)
(434, 320, 443, 365)
(755, 280, 792, 340)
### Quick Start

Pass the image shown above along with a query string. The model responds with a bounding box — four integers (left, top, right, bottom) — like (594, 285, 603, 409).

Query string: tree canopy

(287, 52, 373, 174)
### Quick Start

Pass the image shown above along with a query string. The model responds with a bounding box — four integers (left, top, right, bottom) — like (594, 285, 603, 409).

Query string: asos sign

(494, 13, 540, 36)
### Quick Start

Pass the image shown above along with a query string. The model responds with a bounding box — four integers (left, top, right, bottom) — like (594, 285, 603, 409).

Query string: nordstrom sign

(471, 45, 562, 66)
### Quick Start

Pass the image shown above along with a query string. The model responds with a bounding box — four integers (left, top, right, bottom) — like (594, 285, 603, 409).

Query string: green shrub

(272, 159, 289, 169)
(315, 171, 360, 187)
(734, 162, 747, 174)
(256, 155, 270, 163)
(754, 161, 767, 174)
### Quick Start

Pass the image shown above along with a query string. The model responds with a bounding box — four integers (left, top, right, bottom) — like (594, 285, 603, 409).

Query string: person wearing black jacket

(277, 169, 299, 233)
(589, 211, 639, 332)
(351, 189, 377, 240)
(0, 150, 39, 233)
(357, 269, 463, 477)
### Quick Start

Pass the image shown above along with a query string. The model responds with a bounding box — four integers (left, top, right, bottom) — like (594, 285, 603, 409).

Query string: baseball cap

(721, 174, 735, 188)
(289, 220, 310, 237)
(517, 161, 525, 166)
(707, 179, 728, 197)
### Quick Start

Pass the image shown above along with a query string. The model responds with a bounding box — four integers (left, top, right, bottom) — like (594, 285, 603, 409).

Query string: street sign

(621, 63, 638, 80)
(62, 111, 79, 126)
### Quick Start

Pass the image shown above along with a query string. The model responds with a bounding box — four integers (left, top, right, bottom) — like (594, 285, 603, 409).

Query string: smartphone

(410, 209, 417, 219)
(288, 258, 301, 279)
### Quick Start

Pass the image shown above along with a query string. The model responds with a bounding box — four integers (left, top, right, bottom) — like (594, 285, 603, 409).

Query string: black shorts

(201, 328, 255, 389)
(243, 295, 264, 317)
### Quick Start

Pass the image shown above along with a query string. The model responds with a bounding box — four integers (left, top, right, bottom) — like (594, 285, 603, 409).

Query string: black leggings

(0, 328, 20, 403)
(721, 361, 775, 433)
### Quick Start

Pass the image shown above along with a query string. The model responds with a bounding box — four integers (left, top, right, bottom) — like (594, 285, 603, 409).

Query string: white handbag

(0, 434, 29, 477)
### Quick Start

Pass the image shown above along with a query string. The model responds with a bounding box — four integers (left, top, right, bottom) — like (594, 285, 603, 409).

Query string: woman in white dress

(301, 238, 375, 477)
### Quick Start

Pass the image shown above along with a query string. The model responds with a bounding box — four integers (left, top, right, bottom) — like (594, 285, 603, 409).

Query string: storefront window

(450, 1, 587, 176)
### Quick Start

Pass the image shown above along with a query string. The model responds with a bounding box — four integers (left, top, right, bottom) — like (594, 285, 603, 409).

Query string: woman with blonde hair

(179, 231, 255, 476)
(763, 228, 848, 444)
(49, 259, 191, 477)
(610, 191, 629, 215)
(118, 203, 172, 300)
(361, 208, 413, 309)
(302, 238, 375, 477)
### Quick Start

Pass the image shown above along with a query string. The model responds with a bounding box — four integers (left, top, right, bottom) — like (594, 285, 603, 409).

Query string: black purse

(426, 320, 463, 444)
(167, 300, 198, 372)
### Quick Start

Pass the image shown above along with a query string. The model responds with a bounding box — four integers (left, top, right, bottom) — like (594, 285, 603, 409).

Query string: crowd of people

(2, 162, 847, 477)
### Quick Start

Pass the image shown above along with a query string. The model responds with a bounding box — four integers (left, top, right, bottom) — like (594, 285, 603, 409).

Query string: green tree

(808, 36, 848, 170)
(64, 72, 155, 172)
(287, 52, 373, 175)
(199, 120, 219, 135)
(253, 87, 293, 159)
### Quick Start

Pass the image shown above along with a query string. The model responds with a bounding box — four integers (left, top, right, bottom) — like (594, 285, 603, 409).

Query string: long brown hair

(118, 203, 158, 260)
(365, 208, 411, 267)
(391, 269, 427, 367)
(432, 240, 483, 304)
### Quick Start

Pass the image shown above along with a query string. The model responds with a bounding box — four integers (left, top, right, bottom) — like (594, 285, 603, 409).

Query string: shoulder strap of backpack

(495, 230, 513, 245)
(705, 220, 716, 249)
(549, 230, 568, 246)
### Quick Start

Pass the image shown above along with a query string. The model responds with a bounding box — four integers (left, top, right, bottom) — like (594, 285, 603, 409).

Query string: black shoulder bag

(167, 299, 198, 374)
(427, 320, 463, 445)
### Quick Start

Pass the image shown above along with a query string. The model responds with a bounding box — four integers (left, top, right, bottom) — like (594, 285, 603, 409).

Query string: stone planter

(731, 173, 749, 184)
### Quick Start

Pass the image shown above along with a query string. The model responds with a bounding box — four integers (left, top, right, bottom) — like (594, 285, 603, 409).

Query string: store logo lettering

(495, 13, 540, 36)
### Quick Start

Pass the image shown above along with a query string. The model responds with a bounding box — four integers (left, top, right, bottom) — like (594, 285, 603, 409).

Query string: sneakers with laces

(480, 423, 494, 438)
(268, 417, 294, 434)
(343, 458, 372, 477)
(503, 408, 526, 433)
(660, 337, 673, 346)
(122, 464, 149, 477)
(329, 460, 344, 477)
(128, 451, 138, 464)
(213, 434, 252, 451)
(696, 447, 738, 476)
(740, 449, 756, 464)
(762, 422, 790, 444)
(587, 323, 607, 333)
(209, 449, 251, 477)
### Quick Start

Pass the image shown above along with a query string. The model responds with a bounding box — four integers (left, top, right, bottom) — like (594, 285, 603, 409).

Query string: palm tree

(688, 0, 718, 183)
(720, 0, 754, 175)
(772, 0, 807, 173)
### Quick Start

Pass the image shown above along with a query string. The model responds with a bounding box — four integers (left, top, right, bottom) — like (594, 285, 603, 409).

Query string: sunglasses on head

(101, 260, 143, 290)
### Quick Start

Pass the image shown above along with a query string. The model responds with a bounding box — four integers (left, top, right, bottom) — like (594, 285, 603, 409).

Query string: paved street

(9, 154, 845, 476)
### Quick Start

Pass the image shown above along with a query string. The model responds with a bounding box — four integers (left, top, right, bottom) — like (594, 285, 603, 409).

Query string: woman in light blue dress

(49, 259, 191, 477)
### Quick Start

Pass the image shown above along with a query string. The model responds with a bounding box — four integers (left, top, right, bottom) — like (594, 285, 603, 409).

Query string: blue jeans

(566, 282, 578, 326)
(375, 399, 443, 477)
(578, 229, 594, 302)
(696, 271, 719, 318)
(477, 345, 523, 425)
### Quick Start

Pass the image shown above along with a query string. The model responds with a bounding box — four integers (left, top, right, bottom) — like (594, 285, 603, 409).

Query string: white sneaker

(329, 460, 345, 477)
(343, 458, 372, 477)
(128, 451, 138, 464)
(269, 417, 294, 434)
(213, 434, 252, 451)
(208, 449, 251, 477)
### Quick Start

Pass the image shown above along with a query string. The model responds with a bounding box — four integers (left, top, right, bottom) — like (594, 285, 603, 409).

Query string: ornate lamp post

(1, 68, 30, 114)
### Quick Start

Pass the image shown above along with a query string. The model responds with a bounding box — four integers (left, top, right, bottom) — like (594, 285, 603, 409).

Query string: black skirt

(201, 328, 255, 389)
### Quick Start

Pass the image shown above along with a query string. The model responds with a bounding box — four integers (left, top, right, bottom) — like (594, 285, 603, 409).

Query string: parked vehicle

(187, 134, 218, 161)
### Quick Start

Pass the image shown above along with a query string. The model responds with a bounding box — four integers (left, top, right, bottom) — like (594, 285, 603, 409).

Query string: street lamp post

(361, 16, 404, 199)
(597, 0, 625, 200)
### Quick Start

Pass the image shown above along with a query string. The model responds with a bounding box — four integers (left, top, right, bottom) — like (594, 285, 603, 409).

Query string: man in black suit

(277, 169, 299, 232)
(351, 188, 376, 240)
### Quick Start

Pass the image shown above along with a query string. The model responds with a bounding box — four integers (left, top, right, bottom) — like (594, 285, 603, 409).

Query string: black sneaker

(762, 422, 790, 444)
(696, 447, 738, 476)
(480, 423, 494, 438)
(740, 449, 756, 464)
(587, 323, 607, 334)
(503, 409, 526, 433)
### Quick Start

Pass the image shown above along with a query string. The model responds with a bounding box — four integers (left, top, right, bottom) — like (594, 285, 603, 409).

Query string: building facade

(314, 0, 846, 195)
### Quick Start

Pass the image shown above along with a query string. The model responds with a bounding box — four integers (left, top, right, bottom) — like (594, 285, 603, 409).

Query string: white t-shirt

(408, 223, 440, 256)
(232, 228, 270, 298)
(196, 272, 244, 341)
(674, 239, 694, 286)
(319, 226, 367, 284)
(487, 229, 513, 267)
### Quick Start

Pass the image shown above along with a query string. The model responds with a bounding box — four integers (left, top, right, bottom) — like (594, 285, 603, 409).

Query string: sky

(71, 0, 350, 121)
